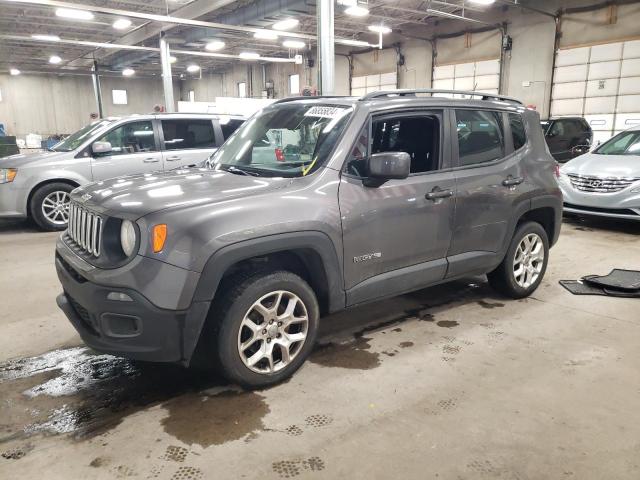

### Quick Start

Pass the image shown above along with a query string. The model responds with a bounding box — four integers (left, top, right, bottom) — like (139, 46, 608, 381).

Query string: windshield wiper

(226, 166, 260, 177)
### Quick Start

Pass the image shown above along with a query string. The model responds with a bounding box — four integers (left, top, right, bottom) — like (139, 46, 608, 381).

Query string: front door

(448, 109, 528, 277)
(339, 110, 455, 306)
(90, 120, 162, 180)
(160, 118, 219, 169)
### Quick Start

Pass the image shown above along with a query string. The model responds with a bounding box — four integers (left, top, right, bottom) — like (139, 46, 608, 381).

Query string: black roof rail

(271, 95, 350, 104)
(360, 89, 524, 105)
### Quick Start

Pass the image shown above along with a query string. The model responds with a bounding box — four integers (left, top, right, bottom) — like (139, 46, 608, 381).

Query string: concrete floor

(0, 216, 639, 479)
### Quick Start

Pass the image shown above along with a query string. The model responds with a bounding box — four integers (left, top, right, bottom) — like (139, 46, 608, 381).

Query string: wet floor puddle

(0, 279, 496, 447)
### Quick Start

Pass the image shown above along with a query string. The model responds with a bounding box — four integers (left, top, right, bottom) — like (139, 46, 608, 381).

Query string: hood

(561, 152, 640, 178)
(0, 150, 72, 168)
(71, 168, 292, 218)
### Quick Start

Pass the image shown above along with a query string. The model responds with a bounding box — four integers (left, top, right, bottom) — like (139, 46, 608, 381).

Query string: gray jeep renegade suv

(55, 90, 562, 389)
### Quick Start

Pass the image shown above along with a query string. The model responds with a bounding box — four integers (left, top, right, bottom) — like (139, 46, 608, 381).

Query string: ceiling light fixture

(122, 68, 135, 76)
(368, 25, 392, 34)
(113, 18, 132, 30)
(345, 5, 369, 16)
(339, 38, 370, 47)
(186, 64, 200, 73)
(205, 40, 225, 51)
(282, 40, 305, 49)
(31, 34, 60, 42)
(10, 68, 20, 76)
(254, 30, 278, 40)
(239, 52, 261, 60)
(55, 8, 94, 21)
(169, 56, 177, 63)
(49, 55, 62, 64)
(272, 18, 299, 31)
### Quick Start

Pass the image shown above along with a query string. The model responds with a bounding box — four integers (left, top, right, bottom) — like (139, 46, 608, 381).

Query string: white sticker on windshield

(304, 106, 344, 118)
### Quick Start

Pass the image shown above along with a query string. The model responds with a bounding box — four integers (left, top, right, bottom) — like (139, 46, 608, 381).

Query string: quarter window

(96, 121, 156, 156)
(161, 119, 216, 150)
(456, 110, 505, 166)
(509, 113, 527, 151)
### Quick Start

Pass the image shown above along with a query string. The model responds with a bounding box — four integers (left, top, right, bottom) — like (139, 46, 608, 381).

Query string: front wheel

(29, 182, 73, 231)
(488, 221, 549, 299)
(211, 270, 320, 389)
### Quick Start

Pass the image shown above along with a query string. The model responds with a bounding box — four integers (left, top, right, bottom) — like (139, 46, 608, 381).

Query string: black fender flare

(182, 231, 345, 363)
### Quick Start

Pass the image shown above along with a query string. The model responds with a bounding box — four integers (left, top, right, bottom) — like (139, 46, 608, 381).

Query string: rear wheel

(30, 182, 73, 231)
(211, 270, 319, 389)
(488, 221, 549, 299)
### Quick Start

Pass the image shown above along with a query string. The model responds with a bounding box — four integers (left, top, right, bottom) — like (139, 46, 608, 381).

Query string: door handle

(425, 187, 454, 201)
(143, 158, 159, 163)
(166, 156, 181, 162)
(502, 176, 524, 187)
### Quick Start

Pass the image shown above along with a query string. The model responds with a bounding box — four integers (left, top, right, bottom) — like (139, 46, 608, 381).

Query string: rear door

(90, 119, 163, 180)
(447, 108, 528, 277)
(339, 109, 456, 305)
(160, 117, 218, 169)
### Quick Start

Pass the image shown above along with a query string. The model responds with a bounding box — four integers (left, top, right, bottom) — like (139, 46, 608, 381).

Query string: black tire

(488, 221, 549, 299)
(29, 182, 74, 231)
(210, 269, 320, 389)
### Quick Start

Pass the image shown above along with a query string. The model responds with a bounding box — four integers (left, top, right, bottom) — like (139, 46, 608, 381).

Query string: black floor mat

(581, 269, 640, 291)
(559, 280, 607, 296)
(559, 279, 640, 298)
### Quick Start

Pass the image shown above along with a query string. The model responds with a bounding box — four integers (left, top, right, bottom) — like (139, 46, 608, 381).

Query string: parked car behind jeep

(0, 113, 245, 230)
(54, 91, 562, 389)
(541, 116, 593, 162)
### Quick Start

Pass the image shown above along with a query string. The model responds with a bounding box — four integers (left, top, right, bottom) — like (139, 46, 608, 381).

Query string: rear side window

(509, 113, 527, 151)
(220, 119, 245, 140)
(456, 110, 505, 166)
(161, 119, 216, 150)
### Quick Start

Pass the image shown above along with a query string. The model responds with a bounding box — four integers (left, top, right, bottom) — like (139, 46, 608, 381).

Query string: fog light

(107, 292, 133, 302)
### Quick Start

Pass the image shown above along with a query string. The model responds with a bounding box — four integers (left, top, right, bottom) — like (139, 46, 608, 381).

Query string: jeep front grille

(567, 174, 640, 193)
(67, 202, 103, 257)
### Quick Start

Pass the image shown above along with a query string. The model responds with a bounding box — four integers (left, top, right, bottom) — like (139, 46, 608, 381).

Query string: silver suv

(0, 113, 245, 230)
(54, 90, 562, 389)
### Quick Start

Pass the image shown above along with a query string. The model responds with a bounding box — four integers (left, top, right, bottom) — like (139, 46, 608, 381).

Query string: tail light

(275, 148, 285, 162)
(554, 163, 560, 178)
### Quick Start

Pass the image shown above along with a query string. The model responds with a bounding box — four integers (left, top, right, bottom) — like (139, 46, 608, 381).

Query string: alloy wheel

(41, 191, 70, 225)
(513, 233, 545, 289)
(237, 290, 309, 374)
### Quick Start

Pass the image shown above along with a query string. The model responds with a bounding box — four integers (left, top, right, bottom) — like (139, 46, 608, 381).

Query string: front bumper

(55, 239, 211, 364)
(559, 176, 640, 221)
(0, 183, 28, 218)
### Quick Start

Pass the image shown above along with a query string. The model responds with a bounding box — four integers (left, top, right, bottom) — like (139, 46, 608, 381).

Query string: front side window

(52, 120, 114, 152)
(162, 119, 216, 150)
(210, 103, 353, 177)
(509, 113, 527, 151)
(548, 120, 565, 137)
(96, 121, 156, 156)
(595, 130, 640, 155)
(456, 110, 505, 166)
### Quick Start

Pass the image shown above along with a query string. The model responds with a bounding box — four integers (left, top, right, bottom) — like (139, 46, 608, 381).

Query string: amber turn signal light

(152, 224, 167, 253)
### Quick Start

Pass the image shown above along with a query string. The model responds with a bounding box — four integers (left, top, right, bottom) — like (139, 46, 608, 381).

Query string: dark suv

(541, 117, 593, 162)
(54, 90, 562, 389)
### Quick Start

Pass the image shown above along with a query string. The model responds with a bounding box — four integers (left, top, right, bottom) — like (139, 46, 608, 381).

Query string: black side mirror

(364, 152, 411, 187)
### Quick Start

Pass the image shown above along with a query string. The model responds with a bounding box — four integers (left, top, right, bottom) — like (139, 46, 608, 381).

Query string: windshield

(595, 130, 640, 156)
(51, 120, 114, 152)
(209, 103, 353, 177)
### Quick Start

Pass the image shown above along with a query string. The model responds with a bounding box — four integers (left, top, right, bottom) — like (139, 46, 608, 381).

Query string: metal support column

(91, 60, 104, 118)
(316, 0, 334, 95)
(159, 32, 175, 112)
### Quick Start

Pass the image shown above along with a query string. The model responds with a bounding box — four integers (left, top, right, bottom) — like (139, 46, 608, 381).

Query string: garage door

(351, 72, 397, 96)
(432, 58, 500, 97)
(551, 39, 640, 145)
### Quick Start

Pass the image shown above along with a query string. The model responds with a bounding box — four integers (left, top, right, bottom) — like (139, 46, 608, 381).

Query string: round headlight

(120, 220, 137, 257)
